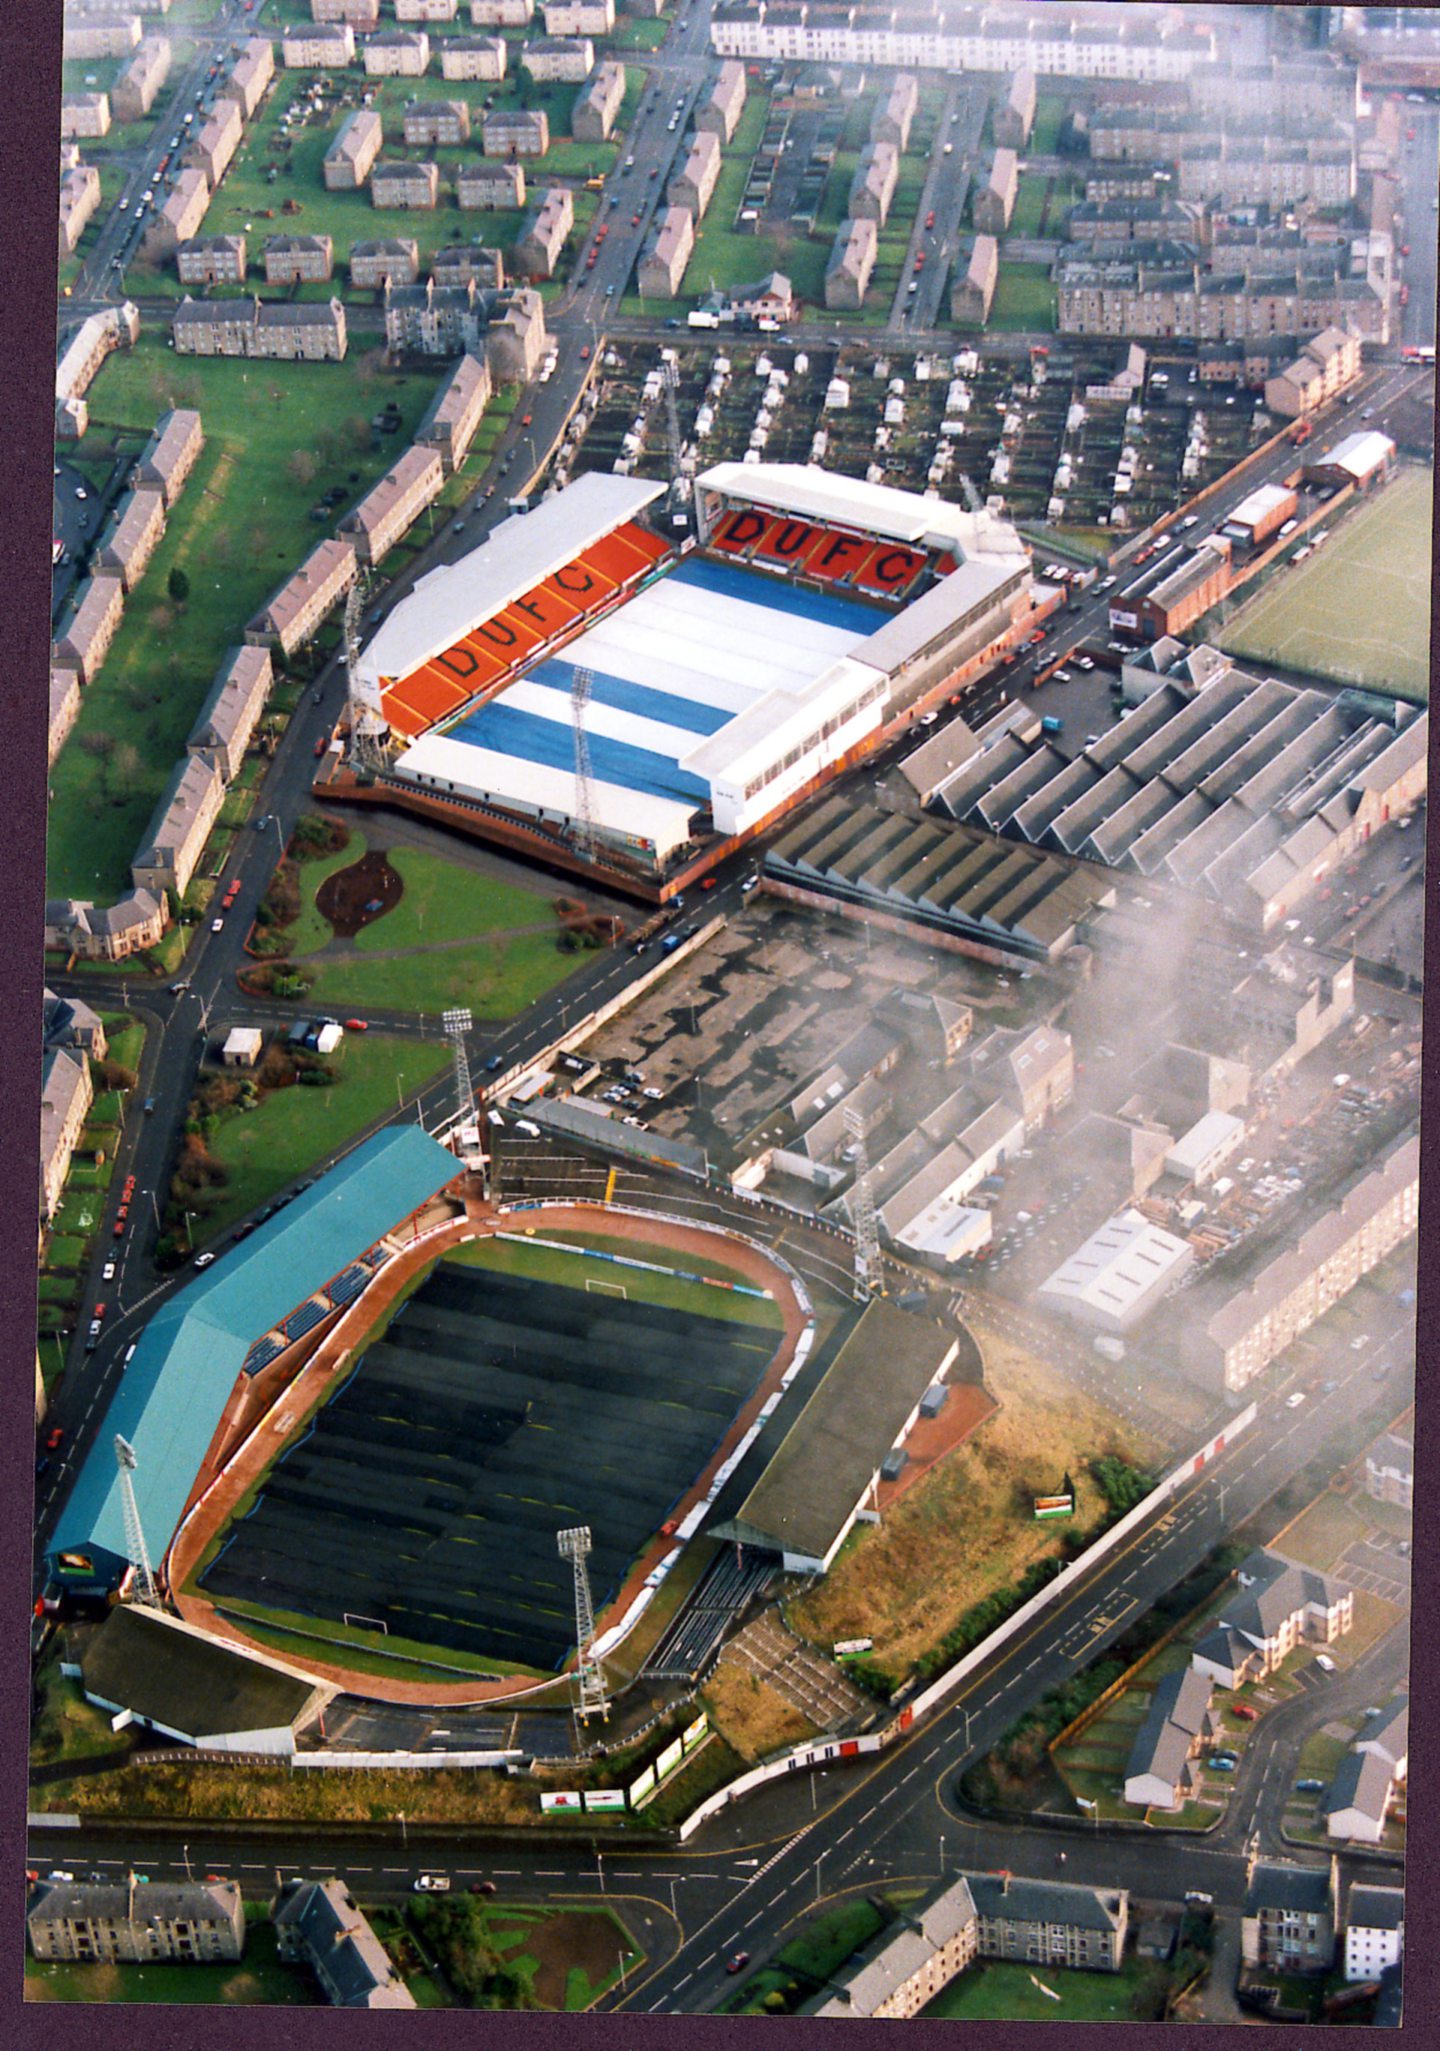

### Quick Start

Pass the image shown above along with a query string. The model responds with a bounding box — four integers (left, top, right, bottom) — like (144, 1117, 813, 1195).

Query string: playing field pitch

(1215, 465, 1432, 702)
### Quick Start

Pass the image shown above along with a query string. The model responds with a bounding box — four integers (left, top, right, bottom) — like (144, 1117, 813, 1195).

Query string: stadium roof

(355, 473, 664, 697)
(697, 460, 1024, 555)
(81, 1604, 331, 1743)
(714, 1300, 957, 1567)
(48, 1126, 459, 1582)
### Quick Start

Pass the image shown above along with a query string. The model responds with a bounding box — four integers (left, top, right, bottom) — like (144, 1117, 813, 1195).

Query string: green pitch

(1215, 465, 1432, 703)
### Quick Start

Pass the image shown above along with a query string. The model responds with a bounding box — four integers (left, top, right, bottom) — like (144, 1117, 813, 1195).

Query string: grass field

(197, 1032, 450, 1242)
(25, 1923, 318, 2006)
(1272, 1491, 1371, 1573)
(923, 1956, 1170, 2020)
(48, 336, 446, 899)
(307, 926, 580, 1016)
(789, 1328, 1159, 1673)
(348, 847, 561, 953)
(1215, 466, 1433, 701)
(448, 1234, 783, 1331)
(120, 62, 634, 297)
(989, 259, 1057, 332)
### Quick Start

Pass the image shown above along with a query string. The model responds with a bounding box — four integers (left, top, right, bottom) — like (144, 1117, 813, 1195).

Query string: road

(28, 1344, 1409, 2012)
(1397, 96, 1439, 351)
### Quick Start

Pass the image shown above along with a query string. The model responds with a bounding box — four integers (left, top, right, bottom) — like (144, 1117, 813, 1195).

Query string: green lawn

(1009, 173, 1052, 239)
(203, 1590, 549, 1686)
(1214, 465, 1432, 701)
(1029, 96, 1068, 156)
(48, 336, 446, 899)
(777, 1898, 887, 1983)
(279, 828, 367, 958)
(989, 260, 1057, 332)
(196, 1031, 450, 1242)
(448, 1235, 783, 1331)
(349, 847, 561, 953)
(25, 1921, 318, 2006)
(923, 1956, 1169, 2021)
(1273, 1492, 1372, 1573)
(125, 62, 626, 296)
(307, 927, 581, 1017)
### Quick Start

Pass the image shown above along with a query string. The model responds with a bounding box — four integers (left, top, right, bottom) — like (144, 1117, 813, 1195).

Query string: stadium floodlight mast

(557, 1525, 610, 1724)
(114, 1434, 159, 1609)
(442, 1008, 474, 1125)
(570, 664, 598, 862)
(844, 1105, 885, 1301)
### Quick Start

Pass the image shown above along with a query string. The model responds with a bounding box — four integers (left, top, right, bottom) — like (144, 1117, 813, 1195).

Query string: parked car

(194, 1251, 216, 1269)
(414, 1874, 450, 1893)
(726, 1953, 750, 1974)
(1295, 1779, 1325, 1793)
(344, 1018, 369, 1032)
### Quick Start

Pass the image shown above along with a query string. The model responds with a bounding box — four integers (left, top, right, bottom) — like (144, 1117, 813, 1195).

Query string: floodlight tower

(557, 1525, 609, 1722)
(343, 573, 389, 775)
(844, 1105, 884, 1301)
(442, 1007, 474, 1126)
(570, 664, 598, 862)
(114, 1434, 159, 1608)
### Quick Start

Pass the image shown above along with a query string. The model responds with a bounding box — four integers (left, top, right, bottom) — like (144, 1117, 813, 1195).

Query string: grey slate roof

(1327, 1750, 1393, 1826)
(81, 1605, 324, 1741)
(1244, 1860, 1332, 1916)
(272, 1879, 415, 2007)
(1348, 1884, 1404, 1933)
(968, 1871, 1127, 1932)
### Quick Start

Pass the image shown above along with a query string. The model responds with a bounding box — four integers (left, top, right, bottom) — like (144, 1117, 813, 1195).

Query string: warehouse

(764, 796, 1114, 963)
(927, 675, 1427, 930)
(1221, 482, 1298, 551)
(711, 1300, 960, 1574)
(1302, 429, 1396, 493)
(1037, 1208, 1195, 1333)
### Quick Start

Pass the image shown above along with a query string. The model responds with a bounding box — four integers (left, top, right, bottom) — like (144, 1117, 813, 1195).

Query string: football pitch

(1215, 465, 1432, 702)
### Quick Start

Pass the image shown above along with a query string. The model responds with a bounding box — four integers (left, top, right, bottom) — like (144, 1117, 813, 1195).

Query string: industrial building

(46, 1127, 462, 1597)
(351, 463, 1038, 885)
(764, 797, 1112, 963)
(1037, 1208, 1195, 1334)
(924, 672, 1427, 931)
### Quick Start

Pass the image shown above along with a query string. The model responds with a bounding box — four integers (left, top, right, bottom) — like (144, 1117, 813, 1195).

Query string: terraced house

(324, 109, 384, 190)
(403, 98, 472, 147)
(363, 29, 432, 76)
(340, 445, 446, 567)
(188, 645, 274, 781)
(177, 234, 248, 286)
(246, 537, 359, 659)
(265, 234, 336, 285)
(112, 35, 171, 122)
(173, 297, 348, 361)
(440, 36, 508, 80)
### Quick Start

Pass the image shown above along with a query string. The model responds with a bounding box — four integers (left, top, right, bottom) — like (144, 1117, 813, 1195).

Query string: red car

(726, 1953, 750, 1975)
(314, 735, 327, 758)
(46, 1426, 64, 1451)
(631, 212, 641, 226)
(93, 1303, 106, 1323)
(521, 413, 532, 427)
(113, 1219, 126, 1238)
(700, 876, 718, 890)
(580, 345, 591, 359)
(1407, 127, 1416, 141)
(1232, 1703, 1259, 1721)
(914, 253, 925, 271)
(344, 1018, 369, 1032)
(925, 209, 936, 229)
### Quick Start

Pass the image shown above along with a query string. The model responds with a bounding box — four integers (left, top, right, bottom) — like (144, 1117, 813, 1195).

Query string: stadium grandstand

(47, 1128, 461, 1597)
(342, 464, 1035, 885)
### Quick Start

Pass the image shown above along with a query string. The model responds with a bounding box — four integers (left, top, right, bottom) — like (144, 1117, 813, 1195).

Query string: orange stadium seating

(377, 521, 671, 741)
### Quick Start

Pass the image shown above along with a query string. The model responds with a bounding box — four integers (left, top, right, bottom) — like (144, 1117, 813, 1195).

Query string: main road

(29, 1339, 1408, 2012)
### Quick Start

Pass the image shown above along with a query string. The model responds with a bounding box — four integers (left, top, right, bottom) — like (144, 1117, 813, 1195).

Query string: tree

(167, 566, 191, 605)
(286, 449, 318, 488)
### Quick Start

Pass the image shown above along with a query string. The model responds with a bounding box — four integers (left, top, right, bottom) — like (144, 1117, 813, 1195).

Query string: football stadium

(345, 463, 1037, 890)
(45, 1125, 819, 1696)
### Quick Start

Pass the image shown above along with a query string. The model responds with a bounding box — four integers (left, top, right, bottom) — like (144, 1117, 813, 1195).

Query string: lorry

(687, 309, 720, 329)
